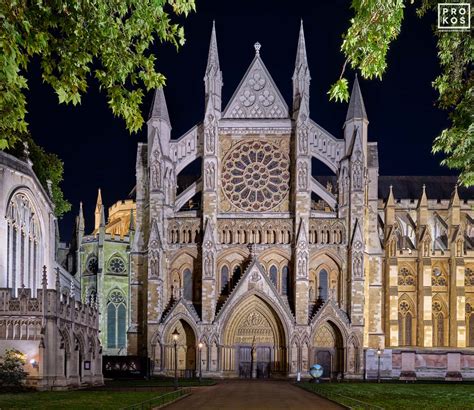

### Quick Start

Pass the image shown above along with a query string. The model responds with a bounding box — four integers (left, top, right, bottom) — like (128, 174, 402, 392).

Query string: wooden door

(238, 346, 251, 378)
(316, 350, 332, 378)
(257, 347, 271, 378)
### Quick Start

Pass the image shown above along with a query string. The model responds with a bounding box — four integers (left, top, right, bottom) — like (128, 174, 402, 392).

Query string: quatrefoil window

(222, 140, 290, 212)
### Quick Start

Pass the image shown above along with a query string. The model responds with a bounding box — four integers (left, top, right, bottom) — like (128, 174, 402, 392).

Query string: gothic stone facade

(0, 150, 103, 389)
(129, 23, 474, 379)
(75, 191, 135, 356)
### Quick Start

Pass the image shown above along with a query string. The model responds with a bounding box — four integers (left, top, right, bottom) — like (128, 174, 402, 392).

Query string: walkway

(164, 380, 343, 410)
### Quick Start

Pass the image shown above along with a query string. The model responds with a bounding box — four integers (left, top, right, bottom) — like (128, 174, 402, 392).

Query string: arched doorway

(222, 295, 287, 378)
(312, 321, 344, 379)
(166, 319, 196, 378)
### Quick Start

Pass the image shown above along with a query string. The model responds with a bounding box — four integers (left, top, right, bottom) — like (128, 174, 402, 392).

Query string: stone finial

(254, 42, 261, 56)
(42, 266, 48, 289)
(23, 141, 33, 166)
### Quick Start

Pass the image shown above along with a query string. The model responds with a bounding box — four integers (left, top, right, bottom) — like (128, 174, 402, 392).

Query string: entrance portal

(166, 319, 196, 377)
(223, 296, 287, 378)
(313, 321, 344, 379)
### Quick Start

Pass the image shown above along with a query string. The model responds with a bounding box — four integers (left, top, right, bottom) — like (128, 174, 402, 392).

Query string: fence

(120, 387, 191, 410)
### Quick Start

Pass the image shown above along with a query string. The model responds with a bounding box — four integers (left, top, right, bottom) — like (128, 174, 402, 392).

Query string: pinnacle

(346, 75, 367, 122)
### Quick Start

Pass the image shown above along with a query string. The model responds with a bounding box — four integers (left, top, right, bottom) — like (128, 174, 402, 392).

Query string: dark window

(319, 269, 328, 301)
(183, 269, 193, 300)
(269, 265, 278, 288)
(221, 266, 229, 293)
(281, 266, 289, 295)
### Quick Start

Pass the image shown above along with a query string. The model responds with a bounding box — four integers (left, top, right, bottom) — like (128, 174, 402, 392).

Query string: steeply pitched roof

(345, 75, 367, 122)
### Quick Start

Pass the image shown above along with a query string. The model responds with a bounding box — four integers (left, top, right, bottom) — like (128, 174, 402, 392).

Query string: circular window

(109, 257, 126, 274)
(86, 256, 98, 274)
(221, 140, 290, 212)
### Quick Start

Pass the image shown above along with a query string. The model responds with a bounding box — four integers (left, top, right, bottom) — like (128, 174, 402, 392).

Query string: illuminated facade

(127, 23, 474, 379)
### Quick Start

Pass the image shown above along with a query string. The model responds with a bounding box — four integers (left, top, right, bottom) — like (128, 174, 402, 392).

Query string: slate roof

(313, 175, 473, 201)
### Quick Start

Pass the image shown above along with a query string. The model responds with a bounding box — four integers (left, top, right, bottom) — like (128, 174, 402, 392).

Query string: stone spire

(149, 87, 170, 125)
(94, 188, 103, 231)
(345, 75, 368, 122)
(417, 184, 429, 226)
(205, 21, 220, 76)
(449, 184, 461, 226)
(204, 20, 222, 115)
(292, 20, 310, 118)
(78, 201, 85, 234)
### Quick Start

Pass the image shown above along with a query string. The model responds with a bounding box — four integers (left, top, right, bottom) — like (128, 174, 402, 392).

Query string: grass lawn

(300, 381, 474, 409)
(0, 390, 185, 409)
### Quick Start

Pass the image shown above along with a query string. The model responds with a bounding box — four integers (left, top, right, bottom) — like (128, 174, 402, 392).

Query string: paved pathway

(165, 381, 343, 410)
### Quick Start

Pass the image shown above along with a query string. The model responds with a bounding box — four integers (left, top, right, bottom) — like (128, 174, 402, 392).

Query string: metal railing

(120, 387, 191, 410)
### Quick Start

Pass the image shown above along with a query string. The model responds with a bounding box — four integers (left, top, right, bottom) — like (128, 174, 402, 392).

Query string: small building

(0, 149, 103, 389)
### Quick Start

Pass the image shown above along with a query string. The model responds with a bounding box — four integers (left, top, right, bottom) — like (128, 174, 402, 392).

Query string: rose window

(109, 257, 126, 274)
(86, 256, 98, 274)
(222, 140, 290, 212)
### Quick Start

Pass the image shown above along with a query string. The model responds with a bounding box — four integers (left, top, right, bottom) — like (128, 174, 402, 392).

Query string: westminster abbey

(76, 22, 474, 380)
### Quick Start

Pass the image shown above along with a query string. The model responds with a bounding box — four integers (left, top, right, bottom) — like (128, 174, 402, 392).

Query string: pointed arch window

(398, 299, 413, 346)
(220, 266, 229, 294)
(432, 300, 446, 347)
(269, 265, 278, 288)
(319, 269, 328, 301)
(6, 192, 41, 295)
(106, 290, 126, 349)
(183, 269, 193, 301)
(281, 266, 289, 296)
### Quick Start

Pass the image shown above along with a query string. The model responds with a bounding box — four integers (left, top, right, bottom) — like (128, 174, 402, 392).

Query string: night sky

(24, 0, 453, 242)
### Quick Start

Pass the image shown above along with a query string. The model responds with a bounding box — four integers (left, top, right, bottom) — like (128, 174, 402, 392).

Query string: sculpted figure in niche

(151, 163, 161, 191)
(298, 162, 308, 190)
(150, 253, 159, 277)
(353, 161, 362, 190)
(205, 162, 215, 190)
(298, 128, 308, 154)
(353, 255, 362, 278)
(204, 252, 213, 278)
(205, 114, 216, 153)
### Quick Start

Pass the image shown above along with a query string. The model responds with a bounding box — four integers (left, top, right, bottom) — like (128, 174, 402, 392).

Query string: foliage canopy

(330, 0, 473, 186)
(0, 0, 195, 150)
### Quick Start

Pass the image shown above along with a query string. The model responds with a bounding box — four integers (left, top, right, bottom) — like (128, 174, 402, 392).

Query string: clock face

(221, 140, 290, 212)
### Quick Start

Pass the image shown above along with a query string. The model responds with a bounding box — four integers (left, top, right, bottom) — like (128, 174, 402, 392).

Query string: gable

(223, 56, 289, 119)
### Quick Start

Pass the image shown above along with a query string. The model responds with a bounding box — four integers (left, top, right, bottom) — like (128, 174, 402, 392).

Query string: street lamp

(377, 348, 382, 383)
(172, 328, 180, 390)
(198, 342, 203, 383)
